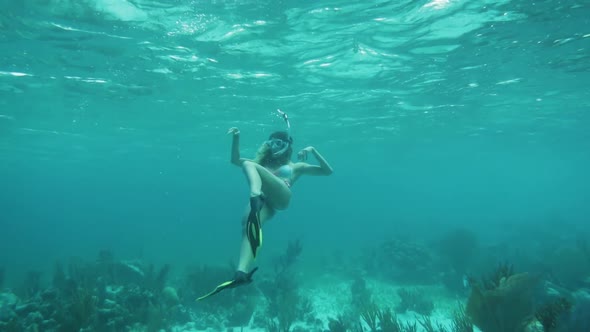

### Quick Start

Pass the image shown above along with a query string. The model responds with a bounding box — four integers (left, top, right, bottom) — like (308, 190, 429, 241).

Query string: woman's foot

(233, 267, 258, 286)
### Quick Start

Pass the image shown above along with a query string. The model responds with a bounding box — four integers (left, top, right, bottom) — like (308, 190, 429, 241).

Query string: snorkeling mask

(264, 109, 293, 157)
(265, 138, 291, 157)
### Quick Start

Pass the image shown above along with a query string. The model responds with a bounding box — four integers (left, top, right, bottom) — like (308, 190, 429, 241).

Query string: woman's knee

(242, 160, 255, 169)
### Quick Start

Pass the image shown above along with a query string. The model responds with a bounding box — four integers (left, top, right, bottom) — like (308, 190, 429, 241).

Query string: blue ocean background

(0, 0, 589, 331)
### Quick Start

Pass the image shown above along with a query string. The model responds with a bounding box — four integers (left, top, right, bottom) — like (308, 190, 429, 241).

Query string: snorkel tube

(265, 109, 293, 157)
(276, 109, 291, 131)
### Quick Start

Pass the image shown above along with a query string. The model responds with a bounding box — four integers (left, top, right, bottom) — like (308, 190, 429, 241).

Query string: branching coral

(402, 322, 418, 332)
(264, 317, 280, 331)
(418, 315, 448, 332)
(259, 239, 313, 331)
(419, 304, 473, 332)
(359, 302, 379, 331)
(479, 262, 514, 291)
(67, 256, 101, 291)
(565, 291, 590, 332)
(358, 304, 418, 332)
(350, 276, 372, 312)
(377, 307, 403, 332)
(450, 304, 474, 332)
(145, 302, 167, 332)
(396, 288, 434, 315)
(534, 297, 572, 332)
(2, 251, 193, 332)
(328, 315, 348, 332)
(350, 277, 428, 331)
(55, 286, 98, 332)
(274, 239, 303, 275)
(261, 272, 312, 332)
(144, 263, 170, 294)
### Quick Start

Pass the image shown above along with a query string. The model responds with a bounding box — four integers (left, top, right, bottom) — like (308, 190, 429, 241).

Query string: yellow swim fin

(247, 215, 263, 257)
(196, 280, 235, 301)
(247, 195, 264, 257)
(196, 267, 259, 301)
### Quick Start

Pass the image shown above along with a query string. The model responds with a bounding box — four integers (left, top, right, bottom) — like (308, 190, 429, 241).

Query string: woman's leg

(242, 160, 291, 210)
(237, 161, 291, 270)
(237, 204, 275, 272)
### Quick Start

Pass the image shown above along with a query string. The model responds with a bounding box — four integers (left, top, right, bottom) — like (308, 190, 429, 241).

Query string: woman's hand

(297, 146, 315, 161)
(229, 127, 242, 165)
(227, 127, 240, 136)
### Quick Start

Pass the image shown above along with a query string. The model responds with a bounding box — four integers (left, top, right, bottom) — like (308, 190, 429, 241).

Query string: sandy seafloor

(163, 273, 481, 332)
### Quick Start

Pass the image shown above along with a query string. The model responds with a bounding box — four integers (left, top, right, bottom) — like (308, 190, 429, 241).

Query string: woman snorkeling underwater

(197, 110, 333, 300)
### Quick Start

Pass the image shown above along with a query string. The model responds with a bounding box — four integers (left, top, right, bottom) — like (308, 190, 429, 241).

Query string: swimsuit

(273, 164, 294, 187)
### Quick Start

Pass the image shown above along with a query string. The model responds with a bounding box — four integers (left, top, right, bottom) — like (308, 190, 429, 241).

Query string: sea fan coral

(466, 272, 540, 332)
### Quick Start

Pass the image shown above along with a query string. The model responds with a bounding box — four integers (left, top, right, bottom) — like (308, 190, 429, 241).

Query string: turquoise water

(1, 0, 589, 271)
(0, 0, 589, 326)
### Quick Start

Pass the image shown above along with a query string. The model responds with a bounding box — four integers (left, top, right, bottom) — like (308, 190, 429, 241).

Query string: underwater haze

(1, 0, 590, 331)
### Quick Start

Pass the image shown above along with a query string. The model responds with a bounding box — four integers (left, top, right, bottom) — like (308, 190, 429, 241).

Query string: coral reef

(260, 272, 313, 331)
(359, 301, 379, 331)
(563, 290, 590, 331)
(374, 237, 436, 283)
(449, 304, 474, 332)
(395, 287, 434, 316)
(258, 240, 314, 332)
(0, 292, 18, 324)
(18, 270, 42, 300)
(477, 261, 514, 291)
(348, 279, 441, 332)
(327, 315, 348, 332)
(546, 245, 590, 288)
(183, 263, 257, 329)
(377, 307, 417, 332)
(419, 304, 473, 332)
(0, 251, 192, 332)
(418, 315, 448, 332)
(4, 227, 587, 332)
(534, 297, 572, 332)
(274, 239, 303, 275)
(368, 236, 437, 283)
(522, 287, 589, 332)
(466, 270, 540, 332)
(350, 276, 372, 313)
(358, 304, 418, 332)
